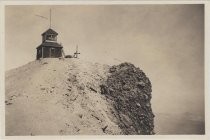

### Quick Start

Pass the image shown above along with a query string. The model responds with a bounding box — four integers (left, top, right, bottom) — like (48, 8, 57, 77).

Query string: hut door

(51, 48, 55, 58)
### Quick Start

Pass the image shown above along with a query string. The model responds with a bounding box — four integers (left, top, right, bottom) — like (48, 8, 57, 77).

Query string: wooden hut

(36, 28, 63, 60)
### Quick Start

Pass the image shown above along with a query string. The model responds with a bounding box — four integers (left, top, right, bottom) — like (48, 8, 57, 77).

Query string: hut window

(46, 35, 56, 41)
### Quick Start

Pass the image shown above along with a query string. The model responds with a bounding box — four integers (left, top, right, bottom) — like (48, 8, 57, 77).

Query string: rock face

(5, 59, 154, 135)
(101, 63, 155, 134)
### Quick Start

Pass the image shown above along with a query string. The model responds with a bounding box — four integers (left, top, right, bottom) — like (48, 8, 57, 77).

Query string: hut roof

(37, 42, 63, 49)
(42, 28, 58, 36)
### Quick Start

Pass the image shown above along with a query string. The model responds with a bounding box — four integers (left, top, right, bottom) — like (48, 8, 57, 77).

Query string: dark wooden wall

(36, 47, 62, 60)
(36, 48, 42, 60)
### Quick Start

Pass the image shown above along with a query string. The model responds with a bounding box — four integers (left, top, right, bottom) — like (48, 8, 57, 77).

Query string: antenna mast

(35, 9, 52, 28)
(50, 9, 51, 28)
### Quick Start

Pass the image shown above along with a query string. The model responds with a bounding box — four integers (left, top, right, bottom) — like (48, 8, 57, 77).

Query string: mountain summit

(5, 59, 154, 135)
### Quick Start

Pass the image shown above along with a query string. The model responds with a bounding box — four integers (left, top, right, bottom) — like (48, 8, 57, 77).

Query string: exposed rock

(101, 62, 155, 135)
(5, 59, 154, 135)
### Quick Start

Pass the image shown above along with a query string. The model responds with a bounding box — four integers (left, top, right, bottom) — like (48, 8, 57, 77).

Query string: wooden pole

(50, 9, 51, 28)
(74, 45, 80, 58)
(76, 45, 78, 58)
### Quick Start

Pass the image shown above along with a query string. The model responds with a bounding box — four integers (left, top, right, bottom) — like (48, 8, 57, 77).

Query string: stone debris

(102, 125, 108, 133)
(5, 100, 12, 105)
(101, 62, 155, 135)
(5, 59, 154, 135)
(89, 87, 97, 93)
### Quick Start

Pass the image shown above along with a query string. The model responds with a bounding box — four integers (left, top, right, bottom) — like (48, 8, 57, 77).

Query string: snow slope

(5, 58, 121, 135)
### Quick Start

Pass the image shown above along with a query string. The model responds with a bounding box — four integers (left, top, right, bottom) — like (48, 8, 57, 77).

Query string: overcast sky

(5, 5, 204, 119)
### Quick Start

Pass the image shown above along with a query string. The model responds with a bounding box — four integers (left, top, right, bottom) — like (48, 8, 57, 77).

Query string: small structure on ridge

(36, 28, 64, 60)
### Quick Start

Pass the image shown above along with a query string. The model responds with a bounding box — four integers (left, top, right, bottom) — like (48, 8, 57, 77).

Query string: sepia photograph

(2, 2, 206, 137)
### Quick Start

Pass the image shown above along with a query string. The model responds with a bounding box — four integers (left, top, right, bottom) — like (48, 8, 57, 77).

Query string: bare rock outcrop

(101, 62, 155, 135)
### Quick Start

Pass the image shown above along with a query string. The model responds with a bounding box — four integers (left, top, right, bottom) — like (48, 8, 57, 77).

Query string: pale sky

(5, 5, 204, 119)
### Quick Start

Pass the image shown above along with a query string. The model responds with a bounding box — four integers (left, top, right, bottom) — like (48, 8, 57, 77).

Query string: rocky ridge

(5, 59, 154, 135)
(101, 63, 154, 134)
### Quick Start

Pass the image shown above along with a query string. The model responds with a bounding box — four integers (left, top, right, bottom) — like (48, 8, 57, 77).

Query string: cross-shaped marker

(74, 45, 80, 58)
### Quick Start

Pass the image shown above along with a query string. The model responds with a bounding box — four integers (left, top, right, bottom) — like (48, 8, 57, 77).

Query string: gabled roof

(41, 28, 58, 36)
